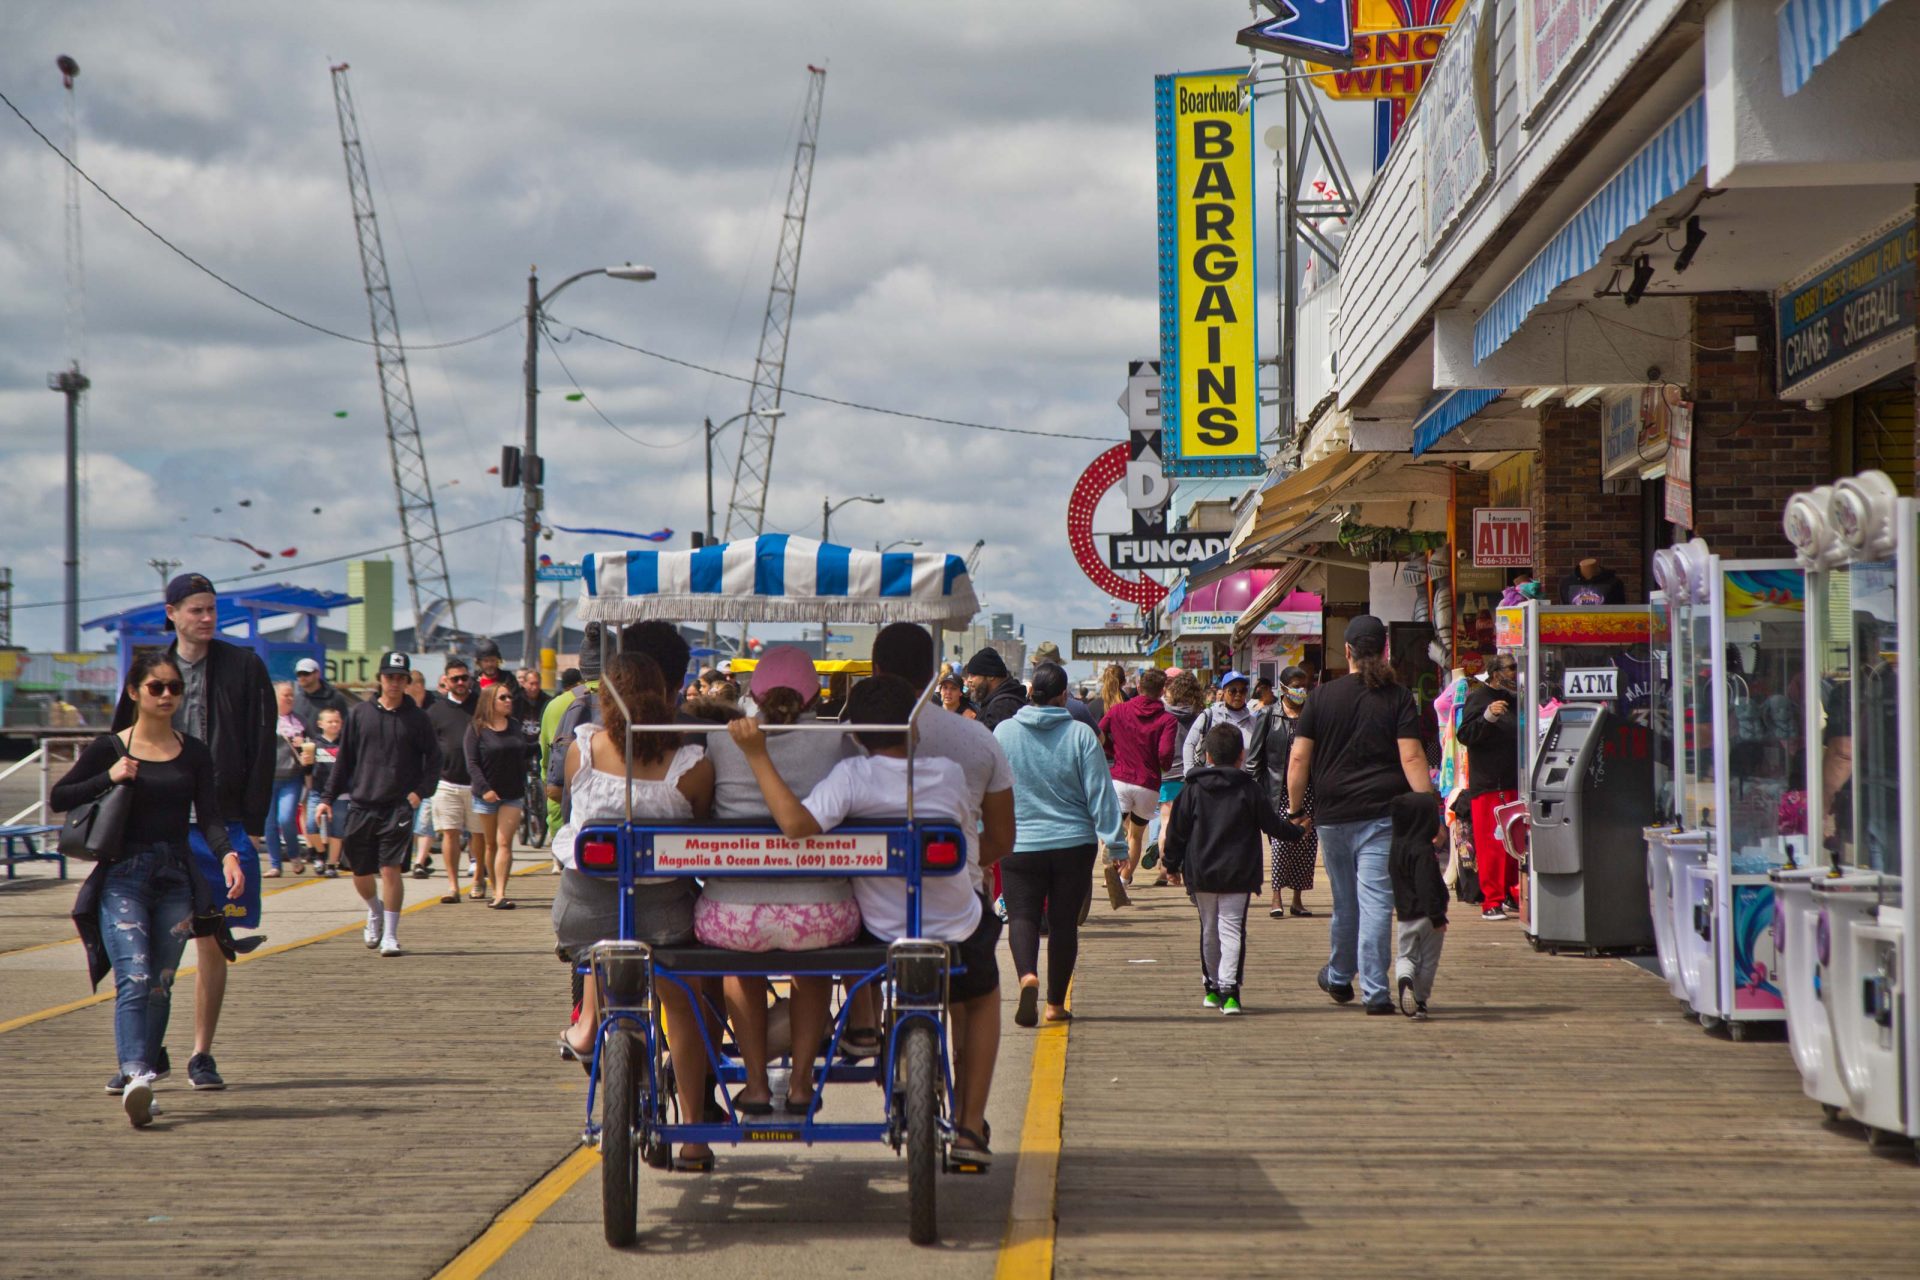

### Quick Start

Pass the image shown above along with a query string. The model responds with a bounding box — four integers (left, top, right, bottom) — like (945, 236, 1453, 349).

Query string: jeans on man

(99, 846, 196, 1077)
(1318, 816, 1395, 1004)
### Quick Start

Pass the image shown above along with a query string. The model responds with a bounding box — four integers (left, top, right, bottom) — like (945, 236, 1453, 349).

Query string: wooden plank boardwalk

(0, 868, 586, 1280)
(1053, 882, 1920, 1277)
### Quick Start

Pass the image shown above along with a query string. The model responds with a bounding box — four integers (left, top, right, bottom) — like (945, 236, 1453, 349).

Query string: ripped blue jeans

(98, 845, 196, 1078)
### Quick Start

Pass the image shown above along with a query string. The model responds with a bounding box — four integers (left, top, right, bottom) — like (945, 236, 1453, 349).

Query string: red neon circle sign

(1066, 444, 1167, 610)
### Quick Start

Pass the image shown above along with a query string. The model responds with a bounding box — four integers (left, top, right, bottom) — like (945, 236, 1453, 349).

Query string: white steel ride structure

(329, 62, 458, 646)
(721, 65, 827, 550)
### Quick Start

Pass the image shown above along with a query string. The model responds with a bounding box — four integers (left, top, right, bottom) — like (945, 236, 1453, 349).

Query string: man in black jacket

(963, 648, 1028, 730)
(110, 572, 274, 1091)
(1457, 655, 1523, 920)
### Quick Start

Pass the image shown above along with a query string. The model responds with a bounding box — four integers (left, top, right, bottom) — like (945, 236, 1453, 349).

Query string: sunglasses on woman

(144, 679, 186, 696)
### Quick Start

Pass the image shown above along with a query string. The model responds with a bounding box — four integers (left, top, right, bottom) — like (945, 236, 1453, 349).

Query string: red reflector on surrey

(924, 841, 960, 868)
(579, 840, 617, 870)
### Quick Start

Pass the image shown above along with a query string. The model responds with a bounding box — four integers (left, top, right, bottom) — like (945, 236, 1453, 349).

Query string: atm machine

(1663, 546, 1809, 1039)
(1795, 472, 1917, 1142)
(1526, 702, 1656, 952)
(1494, 601, 1653, 944)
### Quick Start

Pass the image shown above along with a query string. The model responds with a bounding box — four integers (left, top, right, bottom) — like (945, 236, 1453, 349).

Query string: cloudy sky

(1, 1, 1370, 660)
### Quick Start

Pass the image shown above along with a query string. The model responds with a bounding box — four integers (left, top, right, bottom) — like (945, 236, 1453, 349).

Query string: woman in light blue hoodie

(993, 663, 1124, 1027)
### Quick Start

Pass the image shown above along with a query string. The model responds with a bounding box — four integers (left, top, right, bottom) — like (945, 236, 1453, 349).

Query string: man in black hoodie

(1163, 724, 1301, 1015)
(964, 647, 1028, 730)
(1457, 655, 1523, 920)
(1388, 791, 1448, 1019)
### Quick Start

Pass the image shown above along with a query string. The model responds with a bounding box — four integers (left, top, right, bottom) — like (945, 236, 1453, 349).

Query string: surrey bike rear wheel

(601, 1030, 640, 1247)
(901, 1022, 939, 1246)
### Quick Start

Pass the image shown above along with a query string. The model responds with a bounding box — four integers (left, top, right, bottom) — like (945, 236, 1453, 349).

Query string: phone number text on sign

(651, 832, 892, 874)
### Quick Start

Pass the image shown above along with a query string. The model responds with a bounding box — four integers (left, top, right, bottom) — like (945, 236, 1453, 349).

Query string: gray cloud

(2, 1, 1373, 660)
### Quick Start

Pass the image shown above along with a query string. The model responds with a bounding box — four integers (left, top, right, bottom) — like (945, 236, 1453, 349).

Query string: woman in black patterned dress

(1245, 665, 1318, 918)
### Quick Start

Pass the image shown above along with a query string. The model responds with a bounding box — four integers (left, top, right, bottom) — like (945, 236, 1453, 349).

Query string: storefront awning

(1779, 0, 1896, 95)
(1232, 450, 1386, 554)
(1473, 95, 1707, 365)
(1232, 558, 1316, 648)
(1411, 388, 1505, 457)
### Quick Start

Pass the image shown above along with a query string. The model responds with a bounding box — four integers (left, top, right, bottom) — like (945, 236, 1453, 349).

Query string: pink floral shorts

(693, 896, 863, 952)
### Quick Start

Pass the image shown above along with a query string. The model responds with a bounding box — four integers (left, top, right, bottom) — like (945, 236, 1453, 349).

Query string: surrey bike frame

(574, 663, 968, 1155)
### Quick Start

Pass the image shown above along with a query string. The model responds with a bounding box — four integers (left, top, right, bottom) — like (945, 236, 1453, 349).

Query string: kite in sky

(550, 524, 672, 541)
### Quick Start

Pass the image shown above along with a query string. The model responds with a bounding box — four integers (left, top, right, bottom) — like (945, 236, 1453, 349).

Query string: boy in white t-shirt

(728, 674, 1007, 1171)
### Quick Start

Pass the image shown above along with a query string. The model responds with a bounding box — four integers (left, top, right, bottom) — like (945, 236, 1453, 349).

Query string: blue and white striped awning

(1412, 388, 1505, 457)
(1473, 95, 1707, 365)
(1779, 0, 1895, 95)
(580, 534, 979, 628)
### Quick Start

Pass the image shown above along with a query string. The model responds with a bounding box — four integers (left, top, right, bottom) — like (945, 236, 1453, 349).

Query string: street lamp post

(523, 262, 655, 671)
(821, 494, 884, 656)
(878, 539, 923, 553)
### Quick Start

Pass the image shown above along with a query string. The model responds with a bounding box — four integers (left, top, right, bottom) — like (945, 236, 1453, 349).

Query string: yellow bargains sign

(1155, 70, 1261, 477)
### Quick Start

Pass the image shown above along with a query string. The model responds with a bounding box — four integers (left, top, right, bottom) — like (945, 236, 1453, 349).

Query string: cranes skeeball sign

(1155, 70, 1262, 478)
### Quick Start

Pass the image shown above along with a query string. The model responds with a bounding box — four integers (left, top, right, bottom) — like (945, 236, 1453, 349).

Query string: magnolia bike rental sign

(1155, 70, 1262, 478)
(649, 832, 891, 875)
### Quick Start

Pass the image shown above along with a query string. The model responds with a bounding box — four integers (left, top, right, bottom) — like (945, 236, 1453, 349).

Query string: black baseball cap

(1344, 614, 1388, 653)
(377, 651, 411, 676)
(162, 572, 217, 630)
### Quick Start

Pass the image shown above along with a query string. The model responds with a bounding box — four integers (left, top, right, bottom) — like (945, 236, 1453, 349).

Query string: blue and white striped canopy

(580, 534, 980, 628)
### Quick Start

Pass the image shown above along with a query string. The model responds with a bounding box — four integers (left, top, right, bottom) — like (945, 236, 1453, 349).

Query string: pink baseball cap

(748, 645, 819, 703)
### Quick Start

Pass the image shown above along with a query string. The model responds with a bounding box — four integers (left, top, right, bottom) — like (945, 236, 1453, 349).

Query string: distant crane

(50, 54, 89, 652)
(721, 66, 827, 548)
(328, 63, 458, 646)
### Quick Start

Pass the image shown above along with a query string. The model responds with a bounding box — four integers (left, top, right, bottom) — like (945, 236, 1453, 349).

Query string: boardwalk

(4, 858, 1920, 1277)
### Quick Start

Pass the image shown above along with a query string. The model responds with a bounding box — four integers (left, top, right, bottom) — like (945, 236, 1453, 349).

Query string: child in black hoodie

(1389, 792, 1449, 1019)
(1163, 724, 1301, 1015)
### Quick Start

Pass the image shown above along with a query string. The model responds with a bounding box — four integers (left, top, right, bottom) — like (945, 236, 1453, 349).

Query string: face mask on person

(1282, 686, 1308, 707)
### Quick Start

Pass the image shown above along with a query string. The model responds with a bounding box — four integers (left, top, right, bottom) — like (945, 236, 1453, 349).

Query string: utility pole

(147, 557, 181, 592)
(524, 267, 541, 670)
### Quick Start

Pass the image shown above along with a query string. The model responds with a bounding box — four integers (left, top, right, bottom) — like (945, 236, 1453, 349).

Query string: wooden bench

(1, 825, 65, 881)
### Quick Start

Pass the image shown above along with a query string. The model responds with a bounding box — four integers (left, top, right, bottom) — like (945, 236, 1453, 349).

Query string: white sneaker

(364, 913, 382, 948)
(380, 936, 404, 957)
(123, 1073, 155, 1128)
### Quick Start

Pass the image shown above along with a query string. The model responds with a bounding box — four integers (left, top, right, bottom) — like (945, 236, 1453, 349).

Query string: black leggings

(998, 843, 1097, 1007)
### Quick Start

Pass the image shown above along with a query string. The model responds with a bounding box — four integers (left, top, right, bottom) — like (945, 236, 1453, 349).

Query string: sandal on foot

(840, 1027, 883, 1060)
(440, 894, 463, 905)
(1289, 905, 1316, 917)
(557, 1037, 594, 1073)
(1014, 984, 1040, 1028)
(735, 1098, 774, 1118)
(1269, 907, 1287, 919)
(487, 899, 517, 910)
(672, 1149, 715, 1173)
(782, 1094, 817, 1117)
(948, 1128, 992, 1173)
(465, 886, 487, 901)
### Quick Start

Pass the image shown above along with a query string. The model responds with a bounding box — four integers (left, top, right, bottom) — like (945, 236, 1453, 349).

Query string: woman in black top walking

(53, 651, 246, 1127)
(466, 679, 530, 909)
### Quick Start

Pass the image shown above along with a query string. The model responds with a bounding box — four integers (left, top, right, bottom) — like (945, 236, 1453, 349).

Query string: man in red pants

(1458, 655, 1522, 920)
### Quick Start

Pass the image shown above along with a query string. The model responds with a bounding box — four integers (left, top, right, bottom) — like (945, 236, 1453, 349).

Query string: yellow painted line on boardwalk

(433, 1146, 601, 1280)
(0, 873, 331, 959)
(996, 986, 1072, 1280)
(0, 862, 549, 1035)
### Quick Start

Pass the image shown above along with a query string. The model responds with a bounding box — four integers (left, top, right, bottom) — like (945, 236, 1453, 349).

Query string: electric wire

(554, 321, 1113, 442)
(0, 86, 519, 352)
(538, 323, 704, 450)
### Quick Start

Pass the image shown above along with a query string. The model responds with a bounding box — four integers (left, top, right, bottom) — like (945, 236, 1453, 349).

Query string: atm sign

(1472, 507, 1532, 568)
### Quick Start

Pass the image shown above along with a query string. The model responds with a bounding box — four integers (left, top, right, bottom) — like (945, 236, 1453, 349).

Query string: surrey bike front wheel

(601, 1029, 641, 1247)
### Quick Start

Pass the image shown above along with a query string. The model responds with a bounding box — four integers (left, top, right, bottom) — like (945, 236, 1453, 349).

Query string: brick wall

(1532, 402, 1644, 600)
(1688, 292, 1833, 557)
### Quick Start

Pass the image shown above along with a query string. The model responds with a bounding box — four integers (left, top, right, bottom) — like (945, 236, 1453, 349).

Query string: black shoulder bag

(58, 735, 135, 864)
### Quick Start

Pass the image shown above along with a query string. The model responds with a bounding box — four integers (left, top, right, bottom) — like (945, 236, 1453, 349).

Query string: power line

(539, 324, 704, 450)
(12, 514, 520, 613)
(556, 320, 1113, 442)
(0, 86, 520, 352)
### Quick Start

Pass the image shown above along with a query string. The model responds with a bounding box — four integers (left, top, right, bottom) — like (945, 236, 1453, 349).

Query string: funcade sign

(1156, 71, 1261, 476)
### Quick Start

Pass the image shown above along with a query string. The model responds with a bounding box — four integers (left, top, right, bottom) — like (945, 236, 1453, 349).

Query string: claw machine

(1493, 601, 1655, 948)
(1666, 546, 1809, 1038)
(1800, 472, 1917, 1139)
(1643, 581, 1692, 999)
(1775, 485, 1855, 1117)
